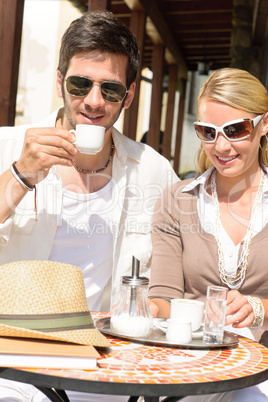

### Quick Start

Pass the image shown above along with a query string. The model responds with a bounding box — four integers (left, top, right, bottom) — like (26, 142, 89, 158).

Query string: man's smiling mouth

(81, 112, 103, 119)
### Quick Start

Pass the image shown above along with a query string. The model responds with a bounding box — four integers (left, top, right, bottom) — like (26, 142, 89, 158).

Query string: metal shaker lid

(121, 256, 149, 286)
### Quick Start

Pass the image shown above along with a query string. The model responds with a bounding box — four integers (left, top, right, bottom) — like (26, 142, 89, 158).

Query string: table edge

(0, 366, 267, 397)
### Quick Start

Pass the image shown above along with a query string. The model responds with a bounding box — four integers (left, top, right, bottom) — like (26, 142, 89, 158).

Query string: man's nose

(83, 83, 105, 106)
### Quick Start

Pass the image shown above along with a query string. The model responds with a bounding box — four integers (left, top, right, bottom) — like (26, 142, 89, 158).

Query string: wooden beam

(252, 0, 268, 45)
(146, 43, 164, 150)
(123, 9, 146, 140)
(0, 0, 25, 126)
(125, 0, 187, 80)
(173, 78, 187, 174)
(124, 0, 143, 11)
(137, 0, 188, 80)
(261, 34, 268, 88)
(88, 0, 109, 10)
(162, 64, 178, 160)
(164, 0, 233, 14)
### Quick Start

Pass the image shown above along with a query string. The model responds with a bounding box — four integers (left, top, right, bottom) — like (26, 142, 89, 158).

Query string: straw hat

(0, 260, 110, 347)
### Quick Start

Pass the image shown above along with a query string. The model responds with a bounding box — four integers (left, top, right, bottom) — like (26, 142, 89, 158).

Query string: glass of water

(203, 285, 228, 344)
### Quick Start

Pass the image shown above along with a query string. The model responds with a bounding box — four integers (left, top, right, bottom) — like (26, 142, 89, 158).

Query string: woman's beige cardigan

(149, 179, 268, 346)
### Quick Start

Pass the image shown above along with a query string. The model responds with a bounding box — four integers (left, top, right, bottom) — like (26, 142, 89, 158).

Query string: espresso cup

(71, 124, 105, 155)
(170, 299, 204, 331)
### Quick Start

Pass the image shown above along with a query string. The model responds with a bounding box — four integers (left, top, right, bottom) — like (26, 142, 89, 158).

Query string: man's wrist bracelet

(10, 161, 38, 221)
(10, 162, 35, 191)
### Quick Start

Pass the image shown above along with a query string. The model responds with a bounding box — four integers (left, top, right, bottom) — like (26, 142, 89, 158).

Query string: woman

(149, 68, 268, 401)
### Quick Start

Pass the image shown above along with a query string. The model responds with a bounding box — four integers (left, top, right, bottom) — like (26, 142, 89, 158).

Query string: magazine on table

(0, 336, 100, 370)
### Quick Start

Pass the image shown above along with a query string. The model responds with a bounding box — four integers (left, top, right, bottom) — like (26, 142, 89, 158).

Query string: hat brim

(0, 323, 110, 347)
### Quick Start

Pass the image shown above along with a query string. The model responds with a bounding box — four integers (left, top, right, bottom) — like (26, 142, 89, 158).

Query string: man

(0, 10, 178, 402)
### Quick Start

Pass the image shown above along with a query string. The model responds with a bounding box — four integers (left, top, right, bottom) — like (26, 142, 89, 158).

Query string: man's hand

(15, 127, 77, 186)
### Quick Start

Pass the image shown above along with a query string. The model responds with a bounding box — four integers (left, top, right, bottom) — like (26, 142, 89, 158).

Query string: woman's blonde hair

(195, 68, 268, 174)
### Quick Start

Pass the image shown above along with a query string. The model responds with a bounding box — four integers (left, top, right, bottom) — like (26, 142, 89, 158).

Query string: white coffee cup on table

(166, 319, 192, 343)
(170, 299, 204, 331)
(71, 124, 105, 155)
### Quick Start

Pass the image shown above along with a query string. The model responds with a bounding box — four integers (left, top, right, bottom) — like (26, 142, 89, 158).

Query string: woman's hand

(148, 298, 170, 318)
(225, 290, 255, 328)
(148, 299, 160, 318)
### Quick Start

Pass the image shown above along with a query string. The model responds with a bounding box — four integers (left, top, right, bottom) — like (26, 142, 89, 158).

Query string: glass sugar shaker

(110, 256, 153, 338)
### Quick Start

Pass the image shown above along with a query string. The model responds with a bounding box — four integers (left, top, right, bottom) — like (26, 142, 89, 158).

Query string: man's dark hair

(58, 10, 139, 88)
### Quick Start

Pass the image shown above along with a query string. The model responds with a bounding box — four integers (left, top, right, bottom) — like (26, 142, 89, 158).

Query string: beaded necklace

(211, 168, 265, 289)
(74, 142, 114, 174)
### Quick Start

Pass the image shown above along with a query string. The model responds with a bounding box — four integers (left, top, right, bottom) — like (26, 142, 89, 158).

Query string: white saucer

(153, 318, 203, 339)
(192, 326, 204, 339)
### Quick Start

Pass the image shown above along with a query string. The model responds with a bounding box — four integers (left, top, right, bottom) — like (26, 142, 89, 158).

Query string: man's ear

(56, 70, 64, 98)
(123, 82, 136, 110)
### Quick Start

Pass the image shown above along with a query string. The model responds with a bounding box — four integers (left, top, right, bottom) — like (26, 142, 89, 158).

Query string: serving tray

(94, 317, 239, 349)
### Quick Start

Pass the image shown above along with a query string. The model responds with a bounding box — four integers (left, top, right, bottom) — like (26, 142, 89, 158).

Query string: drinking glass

(203, 286, 228, 344)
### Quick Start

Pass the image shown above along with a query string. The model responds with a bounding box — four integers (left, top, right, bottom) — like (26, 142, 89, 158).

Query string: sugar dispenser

(110, 256, 153, 338)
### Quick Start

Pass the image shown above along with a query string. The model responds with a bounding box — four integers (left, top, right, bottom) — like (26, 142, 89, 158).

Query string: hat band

(0, 311, 94, 332)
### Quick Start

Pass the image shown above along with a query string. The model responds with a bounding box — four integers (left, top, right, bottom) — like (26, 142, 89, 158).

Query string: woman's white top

(198, 168, 268, 274)
(195, 167, 268, 338)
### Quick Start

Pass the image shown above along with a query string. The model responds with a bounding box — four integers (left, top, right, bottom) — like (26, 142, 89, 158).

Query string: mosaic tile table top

(19, 313, 268, 387)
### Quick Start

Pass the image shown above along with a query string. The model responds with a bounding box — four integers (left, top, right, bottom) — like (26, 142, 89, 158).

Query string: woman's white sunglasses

(194, 115, 263, 143)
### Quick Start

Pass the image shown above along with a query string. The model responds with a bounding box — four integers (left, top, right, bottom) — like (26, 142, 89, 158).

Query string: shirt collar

(112, 126, 142, 166)
(181, 166, 214, 193)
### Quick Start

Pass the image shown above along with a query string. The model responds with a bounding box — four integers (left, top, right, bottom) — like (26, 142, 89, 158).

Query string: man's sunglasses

(194, 115, 263, 143)
(65, 76, 128, 103)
